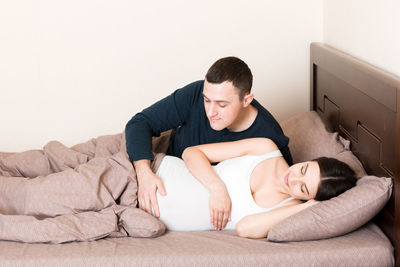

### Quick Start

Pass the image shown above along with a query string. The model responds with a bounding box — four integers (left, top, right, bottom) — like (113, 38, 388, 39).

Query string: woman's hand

(236, 199, 317, 238)
(209, 184, 231, 230)
(183, 147, 232, 230)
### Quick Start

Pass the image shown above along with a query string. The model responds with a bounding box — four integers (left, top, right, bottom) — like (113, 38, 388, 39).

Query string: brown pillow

(333, 150, 367, 178)
(267, 176, 392, 241)
(280, 111, 367, 177)
(280, 111, 346, 163)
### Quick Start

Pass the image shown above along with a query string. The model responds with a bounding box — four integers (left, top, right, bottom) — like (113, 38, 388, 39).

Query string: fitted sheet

(0, 222, 393, 267)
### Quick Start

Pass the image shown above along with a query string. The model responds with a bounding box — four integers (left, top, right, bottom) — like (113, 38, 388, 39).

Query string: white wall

(324, 0, 400, 77)
(0, 0, 323, 151)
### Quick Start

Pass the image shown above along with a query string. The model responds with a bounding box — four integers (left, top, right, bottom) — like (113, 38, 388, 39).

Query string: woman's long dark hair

(313, 157, 357, 201)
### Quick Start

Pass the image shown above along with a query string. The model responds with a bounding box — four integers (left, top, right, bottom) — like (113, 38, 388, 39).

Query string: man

(125, 56, 292, 230)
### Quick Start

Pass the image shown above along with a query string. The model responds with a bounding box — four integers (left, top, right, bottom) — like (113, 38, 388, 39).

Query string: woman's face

(282, 161, 321, 200)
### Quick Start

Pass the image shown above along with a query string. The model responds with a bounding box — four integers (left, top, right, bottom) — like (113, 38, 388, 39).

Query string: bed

(0, 43, 398, 266)
(310, 42, 400, 265)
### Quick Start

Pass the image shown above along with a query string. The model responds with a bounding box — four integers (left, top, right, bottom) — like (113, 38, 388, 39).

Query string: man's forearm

(133, 159, 153, 178)
(125, 117, 155, 162)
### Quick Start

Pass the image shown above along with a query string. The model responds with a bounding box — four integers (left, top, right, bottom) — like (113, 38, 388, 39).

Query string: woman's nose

(289, 176, 301, 185)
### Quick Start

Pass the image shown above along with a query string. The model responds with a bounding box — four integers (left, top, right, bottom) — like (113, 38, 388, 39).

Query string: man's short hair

(205, 56, 253, 100)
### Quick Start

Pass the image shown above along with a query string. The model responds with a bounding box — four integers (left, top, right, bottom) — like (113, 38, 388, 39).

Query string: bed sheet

(0, 222, 393, 267)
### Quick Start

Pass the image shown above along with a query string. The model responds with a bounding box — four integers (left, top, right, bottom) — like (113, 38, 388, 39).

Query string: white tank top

(156, 150, 294, 231)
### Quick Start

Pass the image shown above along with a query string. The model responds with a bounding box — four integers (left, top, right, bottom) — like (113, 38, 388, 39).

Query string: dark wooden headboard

(310, 42, 400, 266)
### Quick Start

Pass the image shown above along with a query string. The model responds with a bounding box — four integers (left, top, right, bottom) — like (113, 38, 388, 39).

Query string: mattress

(0, 222, 393, 267)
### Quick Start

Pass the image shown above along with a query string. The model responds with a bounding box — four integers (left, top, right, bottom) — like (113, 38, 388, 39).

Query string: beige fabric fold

(0, 206, 120, 243)
(0, 132, 170, 243)
(0, 205, 166, 244)
(0, 151, 135, 217)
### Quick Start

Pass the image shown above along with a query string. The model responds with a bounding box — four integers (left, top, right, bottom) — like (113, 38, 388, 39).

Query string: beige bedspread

(0, 133, 168, 243)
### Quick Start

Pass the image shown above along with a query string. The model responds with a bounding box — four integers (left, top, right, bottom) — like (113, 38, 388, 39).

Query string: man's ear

(242, 93, 254, 107)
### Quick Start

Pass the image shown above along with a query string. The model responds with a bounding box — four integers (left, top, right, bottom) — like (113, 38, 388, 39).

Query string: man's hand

(134, 160, 166, 218)
(209, 184, 231, 230)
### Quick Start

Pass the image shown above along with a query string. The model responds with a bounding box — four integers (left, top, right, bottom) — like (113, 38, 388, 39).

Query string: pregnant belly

(157, 176, 212, 231)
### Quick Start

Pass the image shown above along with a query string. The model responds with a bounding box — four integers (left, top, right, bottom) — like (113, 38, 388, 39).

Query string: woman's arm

(183, 137, 278, 164)
(235, 200, 318, 239)
(182, 138, 278, 230)
(182, 138, 277, 192)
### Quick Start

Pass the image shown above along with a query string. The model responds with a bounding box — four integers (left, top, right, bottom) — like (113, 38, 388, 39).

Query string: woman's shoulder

(239, 138, 279, 156)
(267, 196, 303, 210)
(283, 198, 303, 206)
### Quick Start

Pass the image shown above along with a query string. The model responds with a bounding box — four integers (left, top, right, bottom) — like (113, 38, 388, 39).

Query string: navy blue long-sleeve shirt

(125, 80, 293, 165)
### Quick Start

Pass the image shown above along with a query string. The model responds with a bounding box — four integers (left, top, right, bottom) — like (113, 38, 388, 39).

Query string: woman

(155, 137, 356, 238)
(0, 137, 356, 242)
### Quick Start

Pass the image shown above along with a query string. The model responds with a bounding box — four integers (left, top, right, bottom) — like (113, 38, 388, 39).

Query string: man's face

(203, 80, 247, 131)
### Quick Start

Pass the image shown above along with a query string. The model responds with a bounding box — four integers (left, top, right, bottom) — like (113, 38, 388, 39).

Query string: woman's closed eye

(301, 184, 309, 195)
(301, 164, 309, 175)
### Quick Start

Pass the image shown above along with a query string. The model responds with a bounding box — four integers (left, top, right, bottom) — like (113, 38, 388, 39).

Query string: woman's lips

(285, 173, 289, 187)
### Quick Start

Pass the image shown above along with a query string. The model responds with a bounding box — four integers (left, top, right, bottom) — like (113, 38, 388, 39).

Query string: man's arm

(133, 159, 166, 217)
(125, 81, 203, 216)
(125, 81, 203, 162)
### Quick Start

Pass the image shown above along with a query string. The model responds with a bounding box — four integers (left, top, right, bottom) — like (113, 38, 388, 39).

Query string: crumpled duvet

(0, 132, 170, 243)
